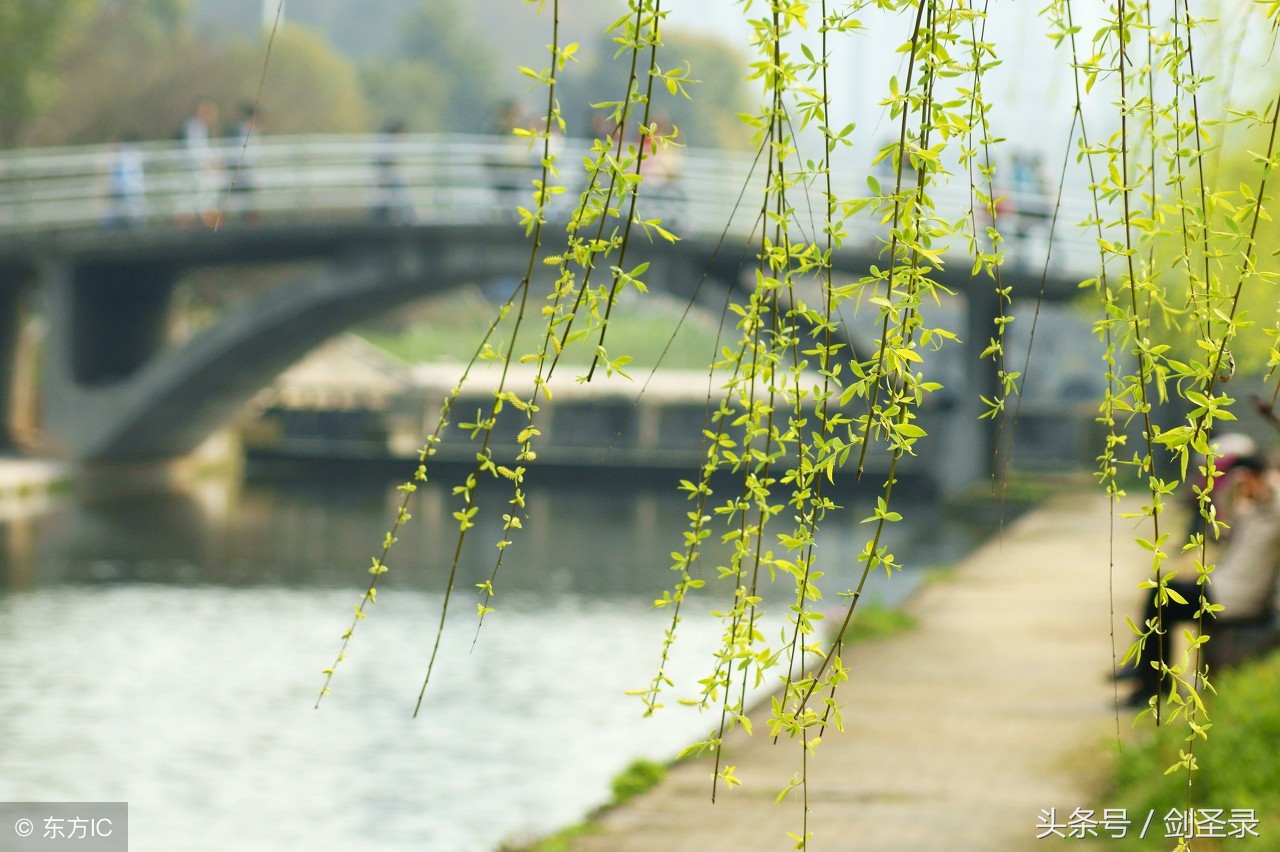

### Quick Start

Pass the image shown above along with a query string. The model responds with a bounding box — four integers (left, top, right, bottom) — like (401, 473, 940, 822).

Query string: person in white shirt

(179, 99, 222, 228)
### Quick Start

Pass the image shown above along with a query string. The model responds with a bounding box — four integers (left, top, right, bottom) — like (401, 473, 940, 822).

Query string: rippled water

(0, 465, 1004, 850)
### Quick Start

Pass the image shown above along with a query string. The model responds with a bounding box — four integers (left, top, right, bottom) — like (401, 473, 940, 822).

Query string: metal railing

(0, 132, 1101, 276)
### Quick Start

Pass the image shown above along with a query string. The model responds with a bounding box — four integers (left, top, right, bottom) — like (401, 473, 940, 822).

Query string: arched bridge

(0, 133, 1100, 482)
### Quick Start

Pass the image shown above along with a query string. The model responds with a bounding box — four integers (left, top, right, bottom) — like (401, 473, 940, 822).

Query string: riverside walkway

(571, 490, 1148, 851)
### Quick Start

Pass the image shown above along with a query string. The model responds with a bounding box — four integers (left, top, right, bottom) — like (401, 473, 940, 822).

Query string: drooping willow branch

(310, 0, 1280, 845)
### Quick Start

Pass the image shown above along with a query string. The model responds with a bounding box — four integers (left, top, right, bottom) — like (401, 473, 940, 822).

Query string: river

(0, 462, 1012, 850)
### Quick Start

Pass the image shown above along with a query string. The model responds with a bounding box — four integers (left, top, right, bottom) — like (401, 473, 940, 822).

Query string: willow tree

(0, 0, 92, 147)
(314, 1, 1280, 847)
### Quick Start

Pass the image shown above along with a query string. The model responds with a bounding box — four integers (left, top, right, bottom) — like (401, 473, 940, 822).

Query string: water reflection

(0, 465, 1012, 851)
(1, 465, 999, 600)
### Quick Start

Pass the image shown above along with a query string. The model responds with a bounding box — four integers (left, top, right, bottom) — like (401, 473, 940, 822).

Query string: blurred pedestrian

(227, 101, 263, 225)
(487, 101, 534, 213)
(104, 133, 146, 229)
(1010, 152, 1049, 239)
(178, 98, 222, 228)
(638, 112, 683, 228)
(371, 120, 414, 224)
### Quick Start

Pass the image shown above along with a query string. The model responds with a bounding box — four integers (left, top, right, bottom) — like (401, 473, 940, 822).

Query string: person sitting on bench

(1124, 452, 1280, 708)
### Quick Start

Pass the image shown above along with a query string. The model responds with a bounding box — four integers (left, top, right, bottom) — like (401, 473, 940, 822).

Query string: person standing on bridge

(178, 99, 222, 229)
(225, 101, 263, 225)
(638, 112, 684, 229)
(104, 133, 146, 229)
(486, 100, 534, 214)
(371, 120, 414, 224)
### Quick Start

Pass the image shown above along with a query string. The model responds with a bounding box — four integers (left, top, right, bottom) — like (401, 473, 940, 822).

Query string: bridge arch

(36, 223, 724, 461)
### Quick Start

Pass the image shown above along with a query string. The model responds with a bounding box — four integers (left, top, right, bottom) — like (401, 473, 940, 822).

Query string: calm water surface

(0, 465, 1008, 850)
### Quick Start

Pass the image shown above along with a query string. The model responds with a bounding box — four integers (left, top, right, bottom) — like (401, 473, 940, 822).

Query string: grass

(498, 759, 667, 852)
(1098, 649, 1280, 848)
(839, 601, 919, 645)
(360, 285, 726, 372)
(609, 759, 665, 803)
(950, 469, 1092, 509)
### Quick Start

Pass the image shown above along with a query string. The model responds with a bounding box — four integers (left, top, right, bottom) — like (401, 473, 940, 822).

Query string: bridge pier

(0, 276, 25, 451)
(68, 262, 178, 385)
(0, 259, 42, 452)
(38, 260, 181, 458)
(930, 287, 1001, 496)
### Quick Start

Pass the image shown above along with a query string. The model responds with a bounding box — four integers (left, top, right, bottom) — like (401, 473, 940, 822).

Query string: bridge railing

(0, 133, 751, 231)
(0, 132, 1102, 275)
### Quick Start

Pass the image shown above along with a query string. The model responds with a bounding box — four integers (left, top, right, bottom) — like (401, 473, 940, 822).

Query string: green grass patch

(499, 758, 667, 851)
(45, 473, 76, 495)
(360, 286, 724, 372)
(923, 563, 957, 586)
(500, 821, 598, 852)
(610, 758, 665, 804)
(951, 470, 1091, 508)
(840, 602, 918, 645)
(1099, 649, 1280, 848)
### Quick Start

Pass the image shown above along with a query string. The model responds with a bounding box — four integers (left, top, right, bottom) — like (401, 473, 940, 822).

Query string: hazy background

(9, 0, 1267, 186)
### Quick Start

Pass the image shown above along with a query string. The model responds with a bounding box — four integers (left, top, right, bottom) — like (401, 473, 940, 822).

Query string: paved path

(571, 491, 1147, 851)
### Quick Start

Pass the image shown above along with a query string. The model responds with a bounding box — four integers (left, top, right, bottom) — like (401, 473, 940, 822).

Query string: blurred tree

(191, 0, 419, 59)
(360, 0, 499, 133)
(23, 7, 369, 146)
(101, 0, 189, 34)
(656, 30, 753, 150)
(249, 26, 370, 134)
(557, 28, 752, 150)
(360, 62, 453, 133)
(0, 0, 92, 147)
(23, 0, 235, 145)
(1149, 124, 1280, 375)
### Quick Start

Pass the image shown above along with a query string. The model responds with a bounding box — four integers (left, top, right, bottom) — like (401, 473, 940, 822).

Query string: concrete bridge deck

(566, 490, 1148, 851)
